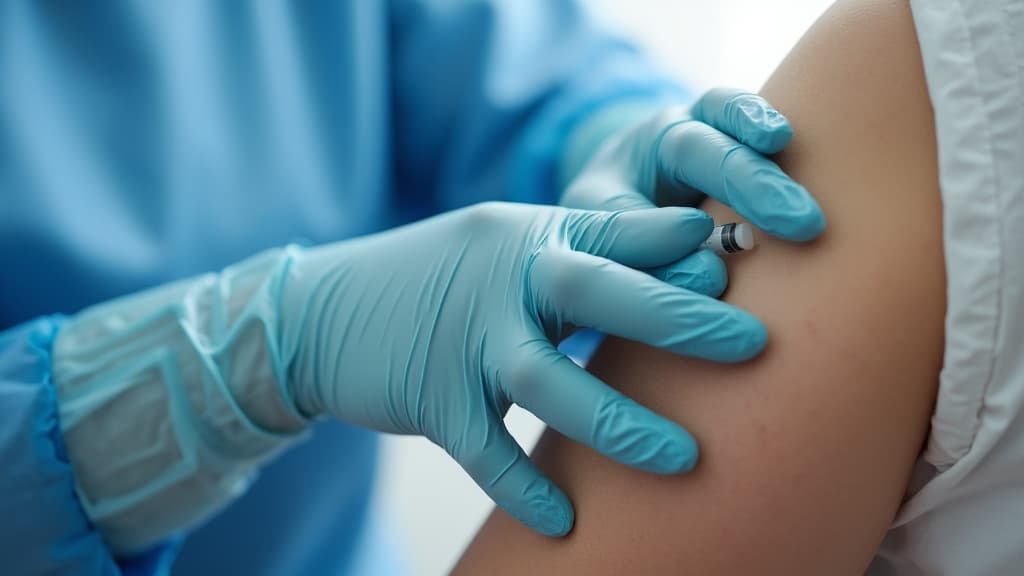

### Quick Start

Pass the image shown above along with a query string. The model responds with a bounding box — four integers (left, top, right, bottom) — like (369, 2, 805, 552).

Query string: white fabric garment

(869, 0, 1024, 573)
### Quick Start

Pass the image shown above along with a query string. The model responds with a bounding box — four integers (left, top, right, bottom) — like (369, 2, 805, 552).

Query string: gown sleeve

(0, 317, 179, 576)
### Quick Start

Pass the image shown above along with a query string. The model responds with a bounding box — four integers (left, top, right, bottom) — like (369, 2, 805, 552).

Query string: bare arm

(455, 0, 945, 573)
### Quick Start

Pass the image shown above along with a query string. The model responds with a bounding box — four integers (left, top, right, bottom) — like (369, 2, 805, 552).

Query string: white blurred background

(372, 1, 833, 574)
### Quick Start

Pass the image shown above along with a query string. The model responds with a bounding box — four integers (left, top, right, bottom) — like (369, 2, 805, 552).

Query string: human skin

(455, 0, 945, 573)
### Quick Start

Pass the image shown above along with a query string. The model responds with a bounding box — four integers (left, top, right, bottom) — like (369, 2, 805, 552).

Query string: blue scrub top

(0, 1, 685, 574)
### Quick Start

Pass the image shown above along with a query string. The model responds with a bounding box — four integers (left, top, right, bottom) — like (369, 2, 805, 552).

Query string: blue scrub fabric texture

(0, 0, 687, 574)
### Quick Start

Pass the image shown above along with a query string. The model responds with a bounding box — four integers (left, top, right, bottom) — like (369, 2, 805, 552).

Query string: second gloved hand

(281, 201, 765, 537)
(561, 87, 826, 242)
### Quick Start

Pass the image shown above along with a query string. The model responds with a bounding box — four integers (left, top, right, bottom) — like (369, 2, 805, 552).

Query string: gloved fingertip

(647, 425, 699, 474)
(728, 310, 769, 362)
(784, 201, 827, 242)
(761, 182, 826, 243)
(542, 506, 575, 538)
(751, 121, 793, 154)
(493, 467, 575, 537)
(737, 97, 793, 153)
(679, 446, 699, 473)
(657, 249, 727, 297)
(726, 166, 826, 243)
(661, 206, 714, 247)
(612, 207, 714, 265)
(686, 306, 768, 362)
(681, 207, 714, 228)
(526, 487, 575, 537)
(593, 399, 700, 474)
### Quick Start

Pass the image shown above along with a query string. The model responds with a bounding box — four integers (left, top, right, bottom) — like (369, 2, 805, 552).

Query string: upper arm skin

(455, 1, 945, 574)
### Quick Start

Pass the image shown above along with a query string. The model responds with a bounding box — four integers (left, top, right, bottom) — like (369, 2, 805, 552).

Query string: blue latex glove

(56, 200, 763, 547)
(561, 87, 826, 242)
(283, 202, 765, 536)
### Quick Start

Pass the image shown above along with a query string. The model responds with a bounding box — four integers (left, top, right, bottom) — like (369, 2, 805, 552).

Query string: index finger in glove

(531, 248, 766, 362)
(564, 206, 712, 270)
(658, 121, 826, 241)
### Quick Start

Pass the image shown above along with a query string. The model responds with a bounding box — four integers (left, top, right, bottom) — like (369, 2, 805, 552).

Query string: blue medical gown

(0, 1, 685, 574)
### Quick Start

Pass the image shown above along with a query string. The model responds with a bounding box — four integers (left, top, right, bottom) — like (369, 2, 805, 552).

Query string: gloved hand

(50, 90, 825, 553)
(53, 199, 760, 550)
(282, 201, 765, 536)
(561, 87, 825, 242)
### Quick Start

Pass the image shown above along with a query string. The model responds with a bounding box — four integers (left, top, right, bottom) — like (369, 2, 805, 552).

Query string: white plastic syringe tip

(734, 223, 755, 250)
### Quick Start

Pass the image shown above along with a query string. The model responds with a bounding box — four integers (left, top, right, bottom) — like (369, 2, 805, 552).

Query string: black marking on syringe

(722, 223, 739, 253)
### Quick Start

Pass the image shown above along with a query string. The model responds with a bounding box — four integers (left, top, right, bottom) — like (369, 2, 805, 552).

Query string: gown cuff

(0, 316, 179, 575)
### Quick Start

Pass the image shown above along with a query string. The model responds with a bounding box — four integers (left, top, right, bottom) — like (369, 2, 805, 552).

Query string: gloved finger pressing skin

(531, 248, 766, 363)
(564, 207, 712, 270)
(690, 87, 793, 154)
(505, 340, 698, 475)
(456, 422, 574, 537)
(646, 249, 728, 298)
(657, 121, 826, 242)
